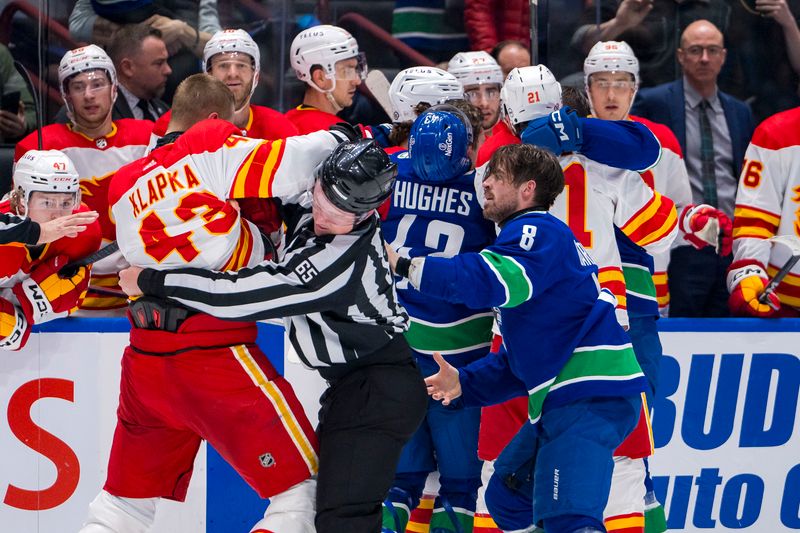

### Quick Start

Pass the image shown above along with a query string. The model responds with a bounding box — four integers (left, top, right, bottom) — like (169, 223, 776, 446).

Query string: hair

(486, 144, 564, 208)
(107, 23, 164, 66)
(490, 40, 528, 61)
(388, 102, 431, 146)
(170, 74, 235, 126)
(441, 98, 482, 149)
(561, 86, 590, 118)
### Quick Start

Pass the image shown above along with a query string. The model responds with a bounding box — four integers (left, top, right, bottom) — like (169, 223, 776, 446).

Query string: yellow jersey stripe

(232, 345, 318, 473)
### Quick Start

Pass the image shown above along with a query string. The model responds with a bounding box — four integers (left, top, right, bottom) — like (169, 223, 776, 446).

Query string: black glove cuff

(137, 268, 168, 298)
(395, 256, 412, 279)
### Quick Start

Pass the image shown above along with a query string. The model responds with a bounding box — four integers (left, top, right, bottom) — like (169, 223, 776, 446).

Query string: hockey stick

(758, 234, 800, 306)
(59, 241, 120, 277)
(364, 70, 395, 120)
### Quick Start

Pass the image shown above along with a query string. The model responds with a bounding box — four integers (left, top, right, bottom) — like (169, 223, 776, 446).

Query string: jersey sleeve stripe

(231, 142, 266, 198)
(734, 204, 781, 225)
(598, 267, 627, 309)
(733, 206, 780, 239)
(479, 250, 533, 308)
(261, 139, 285, 198)
(622, 193, 677, 247)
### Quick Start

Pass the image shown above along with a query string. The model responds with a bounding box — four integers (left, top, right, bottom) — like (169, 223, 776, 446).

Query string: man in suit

(632, 19, 754, 317)
(54, 23, 170, 124)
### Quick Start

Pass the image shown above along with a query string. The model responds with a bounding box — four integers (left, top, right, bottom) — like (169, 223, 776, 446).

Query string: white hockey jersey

(732, 106, 800, 310)
(551, 153, 678, 327)
(110, 119, 340, 271)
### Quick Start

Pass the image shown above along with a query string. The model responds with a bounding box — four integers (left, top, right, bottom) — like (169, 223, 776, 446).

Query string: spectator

(632, 20, 755, 317)
(0, 44, 35, 142)
(756, 0, 800, 77)
(491, 39, 531, 78)
(54, 25, 171, 123)
(464, 0, 530, 53)
(69, 0, 220, 102)
(572, 0, 733, 88)
(728, 106, 800, 318)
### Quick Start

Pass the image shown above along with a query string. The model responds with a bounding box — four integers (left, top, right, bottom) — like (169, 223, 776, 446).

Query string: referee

(120, 139, 428, 533)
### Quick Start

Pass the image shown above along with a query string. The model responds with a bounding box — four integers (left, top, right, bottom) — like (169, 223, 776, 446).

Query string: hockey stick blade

(59, 241, 120, 277)
(365, 70, 395, 120)
(758, 235, 800, 305)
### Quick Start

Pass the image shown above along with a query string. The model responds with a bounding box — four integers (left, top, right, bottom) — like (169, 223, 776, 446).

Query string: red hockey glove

(0, 297, 31, 351)
(727, 261, 780, 317)
(679, 204, 733, 255)
(13, 254, 90, 325)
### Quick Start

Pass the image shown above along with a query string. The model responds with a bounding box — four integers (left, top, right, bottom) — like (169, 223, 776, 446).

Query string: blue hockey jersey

(383, 151, 496, 368)
(416, 210, 647, 424)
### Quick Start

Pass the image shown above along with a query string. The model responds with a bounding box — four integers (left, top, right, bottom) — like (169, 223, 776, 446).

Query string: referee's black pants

(315, 360, 428, 533)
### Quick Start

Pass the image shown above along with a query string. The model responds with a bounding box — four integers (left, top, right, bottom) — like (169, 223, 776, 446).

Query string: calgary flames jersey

(732, 106, 800, 310)
(551, 154, 677, 326)
(15, 119, 154, 309)
(110, 119, 340, 271)
(285, 104, 344, 135)
(630, 115, 692, 314)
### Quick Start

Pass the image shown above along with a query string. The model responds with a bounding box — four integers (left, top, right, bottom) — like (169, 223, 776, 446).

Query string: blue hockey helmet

(408, 108, 472, 183)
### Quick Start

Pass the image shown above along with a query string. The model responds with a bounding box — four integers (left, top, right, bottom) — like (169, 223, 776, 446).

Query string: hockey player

(728, 106, 800, 317)
(448, 51, 504, 133)
(0, 210, 98, 245)
(584, 40, 731, 318)
(474, 65, 679, 533)
(285, 24, 368, 134)
(115, 134, 427, 533)
(0, 150, 100, 351)
(390, 143, 646, 533)
(153, 29, 299, 140)
(78, 74, 357, 533)
(386, 66, 464, 150)
(15, 45, 154, 311)
(381, 107, 495, 533)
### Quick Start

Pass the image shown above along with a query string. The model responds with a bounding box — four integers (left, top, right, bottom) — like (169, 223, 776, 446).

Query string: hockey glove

(679, 204, 733, 256)
(520, 106, 583, 155)
(368, 123, 393, 148)
(13, 254, 90, 325)
(727, 260, 780, 317)
(328, 122, 363, 143)
(0, 297, 30, 351)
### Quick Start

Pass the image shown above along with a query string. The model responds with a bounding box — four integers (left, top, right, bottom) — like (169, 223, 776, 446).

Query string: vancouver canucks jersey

(417, 210, 646, 423)
(383, 151, 496, 368)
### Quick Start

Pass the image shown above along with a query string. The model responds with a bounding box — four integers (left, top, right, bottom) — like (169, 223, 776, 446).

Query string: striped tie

(698, 100, 717, 207)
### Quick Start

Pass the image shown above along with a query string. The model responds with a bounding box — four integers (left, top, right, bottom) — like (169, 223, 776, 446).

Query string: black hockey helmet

(317, 139, 397, 215)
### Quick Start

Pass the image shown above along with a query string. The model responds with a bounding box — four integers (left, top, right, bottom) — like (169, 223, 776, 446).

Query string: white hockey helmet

(501, 65, 562, 126)
(13, 150, 81, 217)
(204, 29, 261, 73)
(290, 24, 364, 91)
(58, 44, 117, 104)
(447, 51, 504, 88)
(388, 67, 464, 123)
(583, 40, 639, 87)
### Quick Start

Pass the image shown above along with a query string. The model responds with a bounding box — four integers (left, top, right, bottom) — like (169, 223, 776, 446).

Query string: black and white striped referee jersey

(138, 207, 410, 373)
(0, 212, 39, 245)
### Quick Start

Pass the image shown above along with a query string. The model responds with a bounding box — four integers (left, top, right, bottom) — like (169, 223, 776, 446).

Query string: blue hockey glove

(520, 106, 583, 155)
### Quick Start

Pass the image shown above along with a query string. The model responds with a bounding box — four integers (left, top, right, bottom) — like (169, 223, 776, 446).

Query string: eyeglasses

(464, 86, 501, 103)
(684, 46, 724, 58)
(590, 79, 635, 90)
(67, 79, 111, 95)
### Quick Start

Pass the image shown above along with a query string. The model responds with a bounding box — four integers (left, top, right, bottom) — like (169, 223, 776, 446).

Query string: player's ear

(207, 112, 220, 120)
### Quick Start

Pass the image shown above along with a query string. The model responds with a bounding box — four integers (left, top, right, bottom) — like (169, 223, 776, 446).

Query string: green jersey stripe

(480, 251, 533, 307)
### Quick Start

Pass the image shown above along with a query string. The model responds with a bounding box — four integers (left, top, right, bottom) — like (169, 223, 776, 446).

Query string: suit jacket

(631, 77, 754, 177)
(53, 94, 169, 124)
